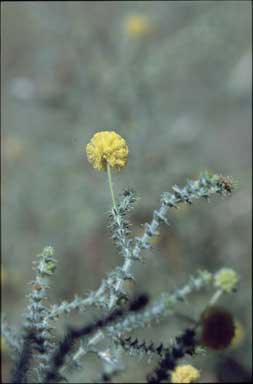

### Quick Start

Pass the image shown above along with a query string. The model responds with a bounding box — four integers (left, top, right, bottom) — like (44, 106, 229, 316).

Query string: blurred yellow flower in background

(124, 14, 150, 38)
(171, 365, 200, 383)
(1, 337, 8, 354)
(230, 320, 244, 348)
(86, 131, 128, 171)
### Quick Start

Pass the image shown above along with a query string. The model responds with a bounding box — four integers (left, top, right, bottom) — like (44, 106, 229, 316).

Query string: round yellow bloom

(125, 15, 150, 37)
(86, 131, 128, 171)
(171, 365, 200, 383)
(214, 268, 239, 293)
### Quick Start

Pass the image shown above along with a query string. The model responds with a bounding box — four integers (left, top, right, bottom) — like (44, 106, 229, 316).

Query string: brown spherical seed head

(200, 306, 235, 350)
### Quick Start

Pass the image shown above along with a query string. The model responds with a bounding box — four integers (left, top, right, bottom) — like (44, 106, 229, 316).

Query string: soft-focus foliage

(2, 1, 252, 383)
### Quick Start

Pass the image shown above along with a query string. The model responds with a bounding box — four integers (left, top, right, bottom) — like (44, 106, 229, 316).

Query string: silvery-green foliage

(4, 172, 239, 383)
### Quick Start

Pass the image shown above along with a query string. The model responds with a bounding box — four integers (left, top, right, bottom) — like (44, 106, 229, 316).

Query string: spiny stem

(107, 163, 117, 209)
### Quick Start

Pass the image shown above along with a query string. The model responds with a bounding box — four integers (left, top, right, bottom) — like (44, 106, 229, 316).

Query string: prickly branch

(4, 172, 237, 383)
(45, 173, 235, 323)
(44, 294, 149, 383)
(1, 316, 21, 361)
(23, 247, 57, 382)
(147, 328, 197, 384)
(117, 335, 168, 359)
(11, 330, 36, 384)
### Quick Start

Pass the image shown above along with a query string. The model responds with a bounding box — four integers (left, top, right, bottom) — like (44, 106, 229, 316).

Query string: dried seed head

(200, 306, 235, 350)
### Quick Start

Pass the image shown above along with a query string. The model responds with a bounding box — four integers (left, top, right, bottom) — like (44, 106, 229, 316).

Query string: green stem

(208, 289, 223, 306)
(107, 163, 117, 209)
(195, 289, 224, 330)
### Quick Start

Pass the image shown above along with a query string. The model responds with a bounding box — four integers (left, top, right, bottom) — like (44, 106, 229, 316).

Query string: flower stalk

(107, 162, 117, 209)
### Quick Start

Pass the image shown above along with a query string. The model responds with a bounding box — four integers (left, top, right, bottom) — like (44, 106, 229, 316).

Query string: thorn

(156, 343, 164, 355)
(130, 338, 138, 347)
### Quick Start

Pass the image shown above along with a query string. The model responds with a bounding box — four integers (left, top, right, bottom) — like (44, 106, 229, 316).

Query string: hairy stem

(107, 163, 117, 209)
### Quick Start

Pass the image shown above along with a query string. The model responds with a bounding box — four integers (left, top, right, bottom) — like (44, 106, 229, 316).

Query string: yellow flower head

(214, 268, 239, 293)
(86, 131, 128, 171)
(171, 365, 200, 383)
(125, 15, 150, 38)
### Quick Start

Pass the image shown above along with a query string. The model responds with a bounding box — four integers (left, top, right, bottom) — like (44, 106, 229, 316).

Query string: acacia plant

(2, 131, 239, 384)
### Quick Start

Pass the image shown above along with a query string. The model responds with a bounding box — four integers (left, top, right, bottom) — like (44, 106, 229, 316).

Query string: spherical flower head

(125, 15, 150, 38)
(86, 131, 128, 171)
(214, 268, 239, 293)
(200, 306, 235, 350)
(171, 365, 200, 383)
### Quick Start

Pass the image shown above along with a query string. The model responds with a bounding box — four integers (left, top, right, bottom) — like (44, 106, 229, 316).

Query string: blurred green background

(1, 1, 252, 383)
